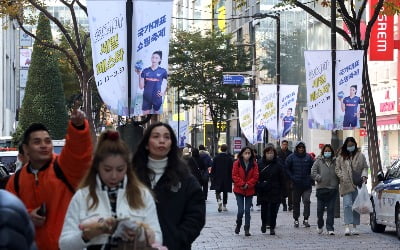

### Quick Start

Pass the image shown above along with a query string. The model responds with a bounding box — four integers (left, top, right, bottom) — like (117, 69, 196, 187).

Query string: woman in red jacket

(232, 146, 259, 236)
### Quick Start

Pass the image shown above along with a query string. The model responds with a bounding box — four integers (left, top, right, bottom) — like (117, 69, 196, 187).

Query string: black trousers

(216, 191, 228, 204)
(260, 201, 280, 229)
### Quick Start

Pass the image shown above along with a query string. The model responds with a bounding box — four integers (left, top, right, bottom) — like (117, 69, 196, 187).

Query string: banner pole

(126, 0, 133, 117)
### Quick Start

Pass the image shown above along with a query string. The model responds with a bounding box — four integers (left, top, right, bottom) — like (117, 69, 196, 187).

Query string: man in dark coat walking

(210, 144, 233, 212)
(277, 140, 293, 211)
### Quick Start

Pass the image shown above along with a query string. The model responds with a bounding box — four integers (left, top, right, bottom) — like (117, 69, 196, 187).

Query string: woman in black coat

(210, 144, 233, 212)
(132, 123, 205, 250)
(257, 143, 287, 235)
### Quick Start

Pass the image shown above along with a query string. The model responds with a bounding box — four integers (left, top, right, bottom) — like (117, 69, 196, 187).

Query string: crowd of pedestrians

(0, 108, 369, 249)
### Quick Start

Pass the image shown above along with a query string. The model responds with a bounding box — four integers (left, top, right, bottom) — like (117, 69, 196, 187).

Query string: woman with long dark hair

(132, 122, 205, 249)
(232, 146, 259, 236)
(59, 130, 162, 249)
(256, 144, 286, 235)
(335, 137, 368, 236)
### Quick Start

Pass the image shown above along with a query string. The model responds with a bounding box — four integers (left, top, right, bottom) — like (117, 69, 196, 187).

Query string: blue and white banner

(304, 51, 334, 130)
(87, 0, 128, 115)
(279, 85, 298, 138)
(258, 85, 278, 139)
(170, 120, 189, 148)
(131, 0, 173, 116)
(238, 100, 256, 144)
(254, 100, 264, 143)
(335, 50, 364, 130)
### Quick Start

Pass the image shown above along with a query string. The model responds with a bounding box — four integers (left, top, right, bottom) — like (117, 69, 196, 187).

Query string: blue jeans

(343, 189, 360, 225)
(235, 193, 253, 226)
(317, 189, 337, 231)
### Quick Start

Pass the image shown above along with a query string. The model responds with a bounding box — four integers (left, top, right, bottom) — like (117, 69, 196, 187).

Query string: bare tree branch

(16, 17, 82, 77)
(293, 1, 352, 45)
(27, 0, 79, 57)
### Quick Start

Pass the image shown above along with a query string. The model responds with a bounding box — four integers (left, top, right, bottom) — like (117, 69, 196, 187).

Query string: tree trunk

(362, 52, 382, 187)
(81, 71, 97, 144)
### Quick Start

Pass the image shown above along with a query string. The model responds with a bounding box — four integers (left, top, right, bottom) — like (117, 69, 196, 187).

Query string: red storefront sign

(360, 128, 367, 137)
(369, 0, 394, 61)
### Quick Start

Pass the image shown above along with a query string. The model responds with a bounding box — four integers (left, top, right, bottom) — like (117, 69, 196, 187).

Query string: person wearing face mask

(256, 144, 286, 235)
(232, 146, 259, 236)
(335, 137, 368, 236)
(311, 144, 339, 235)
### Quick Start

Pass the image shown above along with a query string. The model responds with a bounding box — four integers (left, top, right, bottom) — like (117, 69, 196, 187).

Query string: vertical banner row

(87, 0, 173, 116)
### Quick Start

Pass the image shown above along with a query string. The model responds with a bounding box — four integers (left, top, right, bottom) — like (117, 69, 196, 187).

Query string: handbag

(350, 160, 363, 188)
(316, 188, 335, 201)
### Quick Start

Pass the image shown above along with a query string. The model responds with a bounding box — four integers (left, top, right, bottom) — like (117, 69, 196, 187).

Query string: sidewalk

(192, 187, 399, 249)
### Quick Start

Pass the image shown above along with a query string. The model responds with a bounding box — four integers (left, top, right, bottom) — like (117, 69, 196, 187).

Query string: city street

(193, 187, 399, 249)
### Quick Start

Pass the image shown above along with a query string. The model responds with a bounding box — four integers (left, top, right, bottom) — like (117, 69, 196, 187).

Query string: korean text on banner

(335, 50, 364, 130)
(279, 85, 298, 138)
(131, 0, 173, 116)
(258, 85, 278, 139)
(238, 100, 256, 144)
(87, 0, 128, 116)
(304, 51, 334, 130)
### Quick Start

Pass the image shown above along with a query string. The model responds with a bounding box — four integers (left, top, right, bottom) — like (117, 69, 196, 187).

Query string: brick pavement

(192, 187, 399, 249)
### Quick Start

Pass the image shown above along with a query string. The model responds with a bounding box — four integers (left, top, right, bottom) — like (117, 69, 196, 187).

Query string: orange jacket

(232, 159, 259, 196)
(6, 120, 92, 250)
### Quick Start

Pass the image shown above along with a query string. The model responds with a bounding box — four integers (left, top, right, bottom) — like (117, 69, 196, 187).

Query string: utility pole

(253, 13, 280, 143)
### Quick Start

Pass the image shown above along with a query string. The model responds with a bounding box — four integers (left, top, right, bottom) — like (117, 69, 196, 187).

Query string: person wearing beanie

(284, 141, 314, 228)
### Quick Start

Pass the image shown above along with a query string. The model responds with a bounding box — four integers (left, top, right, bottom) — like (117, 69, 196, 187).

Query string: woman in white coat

(59, 130, 162, 250)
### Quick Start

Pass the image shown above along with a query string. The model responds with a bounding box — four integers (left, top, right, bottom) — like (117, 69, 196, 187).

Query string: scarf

(148, 156, 168, 188)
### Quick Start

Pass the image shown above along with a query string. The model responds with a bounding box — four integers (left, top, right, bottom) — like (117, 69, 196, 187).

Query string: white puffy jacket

(59, 175, 162, 249)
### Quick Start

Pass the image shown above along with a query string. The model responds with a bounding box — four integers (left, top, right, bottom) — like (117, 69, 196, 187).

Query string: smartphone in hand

(37, 203, 46, 216)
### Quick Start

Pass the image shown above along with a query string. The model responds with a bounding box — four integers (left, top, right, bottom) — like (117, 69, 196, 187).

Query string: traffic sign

(223, 75, 245, 85)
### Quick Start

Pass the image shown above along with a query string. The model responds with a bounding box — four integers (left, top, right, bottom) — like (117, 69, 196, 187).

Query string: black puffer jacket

(284, 142, 314, 189)
(0, 190, 37, 250)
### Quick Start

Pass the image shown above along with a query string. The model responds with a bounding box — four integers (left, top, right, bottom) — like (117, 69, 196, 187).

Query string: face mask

(265, 153, 274, 160)
(323, 152, 332, 158)
(347, 146, 355, 152)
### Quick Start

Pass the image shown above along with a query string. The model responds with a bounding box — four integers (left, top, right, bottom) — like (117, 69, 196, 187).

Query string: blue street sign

(223, 75, 245, 85)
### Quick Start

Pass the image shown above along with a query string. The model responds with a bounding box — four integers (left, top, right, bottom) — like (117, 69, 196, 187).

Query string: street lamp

(253, 12, 280, 143)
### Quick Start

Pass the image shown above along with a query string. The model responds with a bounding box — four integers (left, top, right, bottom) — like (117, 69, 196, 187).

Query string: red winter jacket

(232, 159, 259, 196)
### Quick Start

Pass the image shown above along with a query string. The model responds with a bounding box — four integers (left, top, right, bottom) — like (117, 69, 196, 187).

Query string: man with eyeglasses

(284, 141, 314, 228)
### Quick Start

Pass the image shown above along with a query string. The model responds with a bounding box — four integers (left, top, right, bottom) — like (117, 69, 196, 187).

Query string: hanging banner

(254, 100, 265, 143)
(335, 50, 364, 130)
(87, 0, 128, 115)
(258, 85, 278, 139)
(170, 120, 189, 148)
(369, 0, 394, 61)
(304, 51, 334, 130)
(279, 85, 299, 138)
(238, 100, 256, 144)
(131, 0, 173, 116)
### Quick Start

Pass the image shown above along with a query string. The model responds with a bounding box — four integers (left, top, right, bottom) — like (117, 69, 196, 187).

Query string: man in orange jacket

(6, 108, 92, 250)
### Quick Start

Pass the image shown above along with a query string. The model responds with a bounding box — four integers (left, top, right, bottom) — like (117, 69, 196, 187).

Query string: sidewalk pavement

(192, 187, 399, 249)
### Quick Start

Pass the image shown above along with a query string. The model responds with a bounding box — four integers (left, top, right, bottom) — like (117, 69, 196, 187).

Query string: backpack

(13, 157, 75, 195)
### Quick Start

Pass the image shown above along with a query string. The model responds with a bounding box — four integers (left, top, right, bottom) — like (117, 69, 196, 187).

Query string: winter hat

(295, 141, 306, 148)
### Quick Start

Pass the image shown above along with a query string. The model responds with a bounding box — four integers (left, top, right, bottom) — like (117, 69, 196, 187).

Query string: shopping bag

(352, 183, 372, 214)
